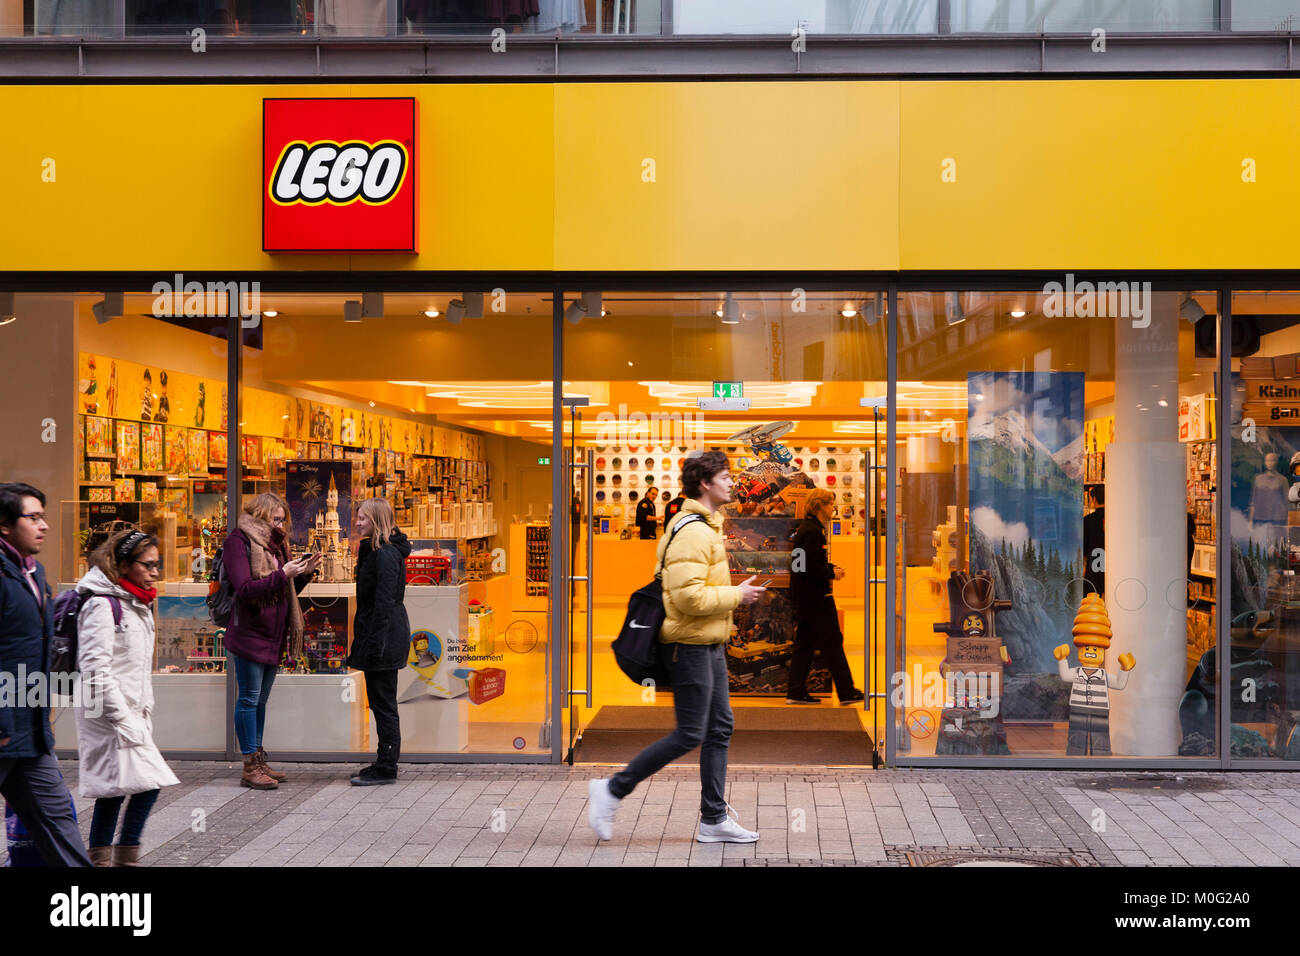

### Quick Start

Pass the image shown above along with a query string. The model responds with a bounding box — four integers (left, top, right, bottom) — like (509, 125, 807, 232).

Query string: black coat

(349, 530, 412, 672)
(790, 516, 837, 617)
(0, 548, 55, 757)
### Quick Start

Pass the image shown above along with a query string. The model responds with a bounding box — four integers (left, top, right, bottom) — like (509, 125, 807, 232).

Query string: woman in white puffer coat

(74, 528, 179, 867)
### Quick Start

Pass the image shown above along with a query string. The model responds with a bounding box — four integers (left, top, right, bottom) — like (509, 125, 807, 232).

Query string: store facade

(2, 77, 1295, 767)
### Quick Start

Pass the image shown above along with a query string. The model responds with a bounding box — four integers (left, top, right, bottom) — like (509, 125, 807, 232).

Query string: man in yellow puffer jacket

(588, 451, 766, 844)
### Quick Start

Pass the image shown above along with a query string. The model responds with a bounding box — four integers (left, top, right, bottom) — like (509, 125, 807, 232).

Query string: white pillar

(1107, 292, 1185, 756)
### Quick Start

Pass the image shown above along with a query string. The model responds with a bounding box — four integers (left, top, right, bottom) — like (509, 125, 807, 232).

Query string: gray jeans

(0, 753, 92, 866)
(609, 642, 734, 824)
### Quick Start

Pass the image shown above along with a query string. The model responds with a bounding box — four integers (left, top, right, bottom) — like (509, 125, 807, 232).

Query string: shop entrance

(559, 290, 889, 767)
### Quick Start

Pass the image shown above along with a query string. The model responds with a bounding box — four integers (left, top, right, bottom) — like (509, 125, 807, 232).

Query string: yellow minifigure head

(1072, 594, 1112, 668)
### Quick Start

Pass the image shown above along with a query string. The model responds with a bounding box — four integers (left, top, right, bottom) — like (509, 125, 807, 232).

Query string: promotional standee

(1055, 595, 1136, 757)
(931, 570, 1012, 756)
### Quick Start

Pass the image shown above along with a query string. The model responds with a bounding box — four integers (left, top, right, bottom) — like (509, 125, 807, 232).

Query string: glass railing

(5, 0, 1300, 38)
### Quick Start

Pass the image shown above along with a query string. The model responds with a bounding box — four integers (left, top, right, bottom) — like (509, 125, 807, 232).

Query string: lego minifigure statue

(1054, 594, 1136, 756)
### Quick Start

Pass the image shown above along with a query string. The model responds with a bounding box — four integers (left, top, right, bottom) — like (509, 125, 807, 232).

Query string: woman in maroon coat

(222, 492, 319, 789)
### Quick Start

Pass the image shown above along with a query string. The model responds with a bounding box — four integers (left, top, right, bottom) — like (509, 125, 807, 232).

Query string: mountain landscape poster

(967, 371, 1085, 700)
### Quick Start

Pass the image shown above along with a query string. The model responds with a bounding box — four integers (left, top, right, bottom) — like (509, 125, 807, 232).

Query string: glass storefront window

(672, 0, 937, 34)
(1228, 291, 1300, 761)
(1231, 0, 1300, 30)
(949, 0, 1217, 32)
(895, 288, 1219, 760)
(251, 293, 553, 756)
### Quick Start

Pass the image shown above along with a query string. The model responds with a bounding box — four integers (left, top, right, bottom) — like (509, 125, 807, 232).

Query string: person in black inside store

(636, 486, 659, 539)
(786, 489, 864, 706)
(0, 482, 92, 866)
(1082, 484, 1105, 598)
(663, 490, 685, 529)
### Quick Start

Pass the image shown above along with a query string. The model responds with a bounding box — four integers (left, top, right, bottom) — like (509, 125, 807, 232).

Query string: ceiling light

(582, 291, 602, 317)
(564, 300, 586, 324)
(1010, 309, 1026, 318)
(424, 310, 440, 318)
(0, 292, 14, 322)
(841, 303, 858, 318)
(446, 300, 465, 324)
(343, 300, 362, 323)
(369, 401, 376, 407)
(722, 293, 740, 325)
(263, 310, 279, 318)
(362, 292, 384, 319)
(464, 292, 484, 319)
(93, 292, 123, 324)
(0, 316, 15, 327)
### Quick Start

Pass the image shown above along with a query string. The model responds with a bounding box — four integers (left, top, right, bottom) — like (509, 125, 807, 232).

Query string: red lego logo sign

(263, 98, 417, 253)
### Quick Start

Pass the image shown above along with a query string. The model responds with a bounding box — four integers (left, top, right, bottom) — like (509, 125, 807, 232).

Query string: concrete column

(0, 296, 79, 586)
(1107, 292, 1186, 756)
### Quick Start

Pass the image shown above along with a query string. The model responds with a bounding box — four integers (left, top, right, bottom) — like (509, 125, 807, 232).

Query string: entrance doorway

(558, 289, 890, 767)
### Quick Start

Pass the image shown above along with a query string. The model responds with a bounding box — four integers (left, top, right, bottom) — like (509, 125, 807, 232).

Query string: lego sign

(263, 98, 417, 253)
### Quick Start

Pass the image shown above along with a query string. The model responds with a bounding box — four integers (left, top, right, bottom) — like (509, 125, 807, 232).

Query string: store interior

(26, 286, 1300, 763)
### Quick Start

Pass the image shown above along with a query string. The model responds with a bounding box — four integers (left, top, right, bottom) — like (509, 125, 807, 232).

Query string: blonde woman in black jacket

(348, 497, 411, 786)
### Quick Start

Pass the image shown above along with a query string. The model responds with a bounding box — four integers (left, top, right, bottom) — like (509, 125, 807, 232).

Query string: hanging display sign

(263, 97, 418, 254)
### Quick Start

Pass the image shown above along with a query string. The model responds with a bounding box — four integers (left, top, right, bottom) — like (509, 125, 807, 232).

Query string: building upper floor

(5, 0, 1300, 78)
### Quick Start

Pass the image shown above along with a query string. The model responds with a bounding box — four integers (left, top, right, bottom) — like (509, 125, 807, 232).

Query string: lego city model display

(1054, 594, 1136, 756)
(930, 570, 1012, 755)
(721, 455, 829, 696)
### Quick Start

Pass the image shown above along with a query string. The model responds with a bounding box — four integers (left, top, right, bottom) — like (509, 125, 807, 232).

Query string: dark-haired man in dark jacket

(0, 482, 92, 865)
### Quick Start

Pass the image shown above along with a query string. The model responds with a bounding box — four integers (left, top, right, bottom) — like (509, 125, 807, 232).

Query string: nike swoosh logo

(629, 622, 650, 629)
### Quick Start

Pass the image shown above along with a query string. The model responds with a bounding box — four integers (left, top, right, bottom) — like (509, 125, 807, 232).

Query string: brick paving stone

(15, 761, 1300, 868)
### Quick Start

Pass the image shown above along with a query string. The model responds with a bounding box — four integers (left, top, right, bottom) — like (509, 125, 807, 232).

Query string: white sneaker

(587, 778, 620, 841)
(697, 805, 759, 844)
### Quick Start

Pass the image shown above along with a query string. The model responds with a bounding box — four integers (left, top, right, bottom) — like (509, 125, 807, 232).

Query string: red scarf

(119, 577, 157, 605)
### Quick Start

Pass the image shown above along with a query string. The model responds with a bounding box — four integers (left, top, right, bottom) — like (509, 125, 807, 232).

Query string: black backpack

(612, 514, 707, 688)
(50, 588, 122, 679)
(205, 545, 235, 628)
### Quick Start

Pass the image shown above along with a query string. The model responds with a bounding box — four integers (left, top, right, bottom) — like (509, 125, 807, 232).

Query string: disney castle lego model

(307, 471, 352, 582)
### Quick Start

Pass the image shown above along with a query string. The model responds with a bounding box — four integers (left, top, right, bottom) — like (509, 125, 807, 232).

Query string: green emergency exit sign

(537, 457, 551, 465)
(713, 381, 744, 399)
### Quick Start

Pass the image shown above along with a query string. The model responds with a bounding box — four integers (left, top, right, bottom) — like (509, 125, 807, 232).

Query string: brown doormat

(574, 706, 875, 766)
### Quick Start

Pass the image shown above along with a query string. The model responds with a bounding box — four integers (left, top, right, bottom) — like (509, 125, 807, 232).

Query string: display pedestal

(52, 673, 227, 753)
(390, 686, 469, 753)
(266, 672, 368, 751)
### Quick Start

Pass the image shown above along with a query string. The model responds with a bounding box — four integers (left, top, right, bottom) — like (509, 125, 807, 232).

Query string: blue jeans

(89, 789, 160, 849)
(231, 652, 278, 756)
(608, 642, 733, 824)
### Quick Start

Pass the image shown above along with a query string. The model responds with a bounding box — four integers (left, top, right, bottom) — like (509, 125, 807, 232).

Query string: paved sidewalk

(9, 761, 1300, 867)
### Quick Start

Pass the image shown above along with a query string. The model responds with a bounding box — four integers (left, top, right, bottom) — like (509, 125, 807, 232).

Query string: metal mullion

(550, 286, 565, 763)
(224, 309, 240, 761)
(1219, 288, 1232, 768)
(884, 283, 898, 766)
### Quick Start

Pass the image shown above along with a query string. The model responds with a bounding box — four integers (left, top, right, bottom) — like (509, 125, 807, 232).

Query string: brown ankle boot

(241, 753, 279, 790)
(89, 845, 113, 867)
(256, 746, 286, 782)
(112, 844, 141, 867)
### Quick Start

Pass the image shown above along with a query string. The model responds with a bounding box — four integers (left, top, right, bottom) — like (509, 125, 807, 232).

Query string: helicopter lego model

(727, 421, 796, 467)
